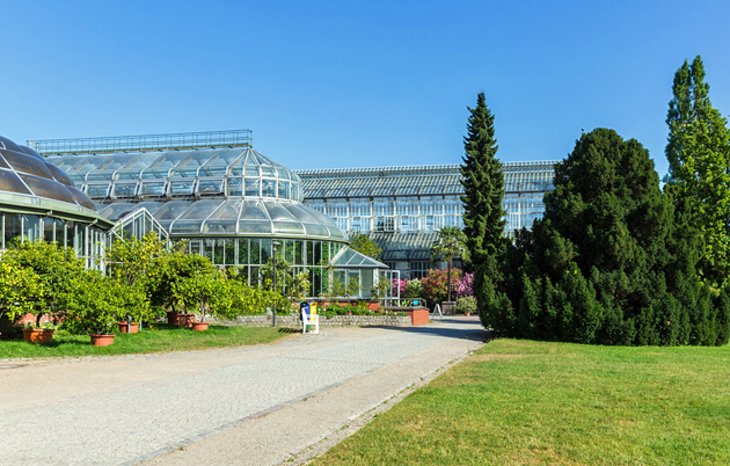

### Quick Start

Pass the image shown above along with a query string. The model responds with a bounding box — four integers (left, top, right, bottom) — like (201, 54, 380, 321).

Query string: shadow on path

(373, 318, 489, 343)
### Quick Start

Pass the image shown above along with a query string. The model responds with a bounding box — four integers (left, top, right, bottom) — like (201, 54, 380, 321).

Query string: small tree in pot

(64, 271, 119, 346)
(3, 241, 85, 330)
(172, 268, 229, 331)
(0, 261, 45, 341)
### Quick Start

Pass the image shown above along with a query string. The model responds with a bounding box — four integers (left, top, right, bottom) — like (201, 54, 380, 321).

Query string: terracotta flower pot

(117, 322, 139, 334)
(368, 302, 380, 311)
(190, 321, 209, 331)
(89, 334, 115, 346)
(23, 328, 54, 345)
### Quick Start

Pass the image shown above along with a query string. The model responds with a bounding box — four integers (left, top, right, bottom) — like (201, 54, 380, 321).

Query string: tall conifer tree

(460, 93, 510, 331)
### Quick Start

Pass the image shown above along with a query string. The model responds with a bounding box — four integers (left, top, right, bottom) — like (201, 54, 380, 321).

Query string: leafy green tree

(172, 268, 229, 322)
(261, 256, 292, 292)
(63, 270, 120, 335)
(0, 261, 44, 325)
(665, 56, 730, 290)
(349, 233, 382, 259)
(3, 241, 86, 327)
(460, 92, 509, 330)
(107, 233, 167, 298)
(154, 242, 217, 312)
(431, 226, 468, 301)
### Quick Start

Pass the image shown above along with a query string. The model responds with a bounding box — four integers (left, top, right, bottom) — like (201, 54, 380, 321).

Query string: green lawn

(0, 325, 287, 358)
(316, 339, 730, 465)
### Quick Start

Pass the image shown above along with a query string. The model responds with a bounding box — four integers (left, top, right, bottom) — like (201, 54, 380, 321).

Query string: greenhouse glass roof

(0, 136, 111, 226)
(47, 147, 303, 202)
(331, 246, 388, 268)
(295, 161, 556, 199)
(95, 198, 347, 241)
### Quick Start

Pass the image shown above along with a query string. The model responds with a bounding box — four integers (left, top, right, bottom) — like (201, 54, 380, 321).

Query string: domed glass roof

(96, 198, 347, 241)
(45, 141, 347, 242)
(48, 147, 304, 202)
(0, 136, 109, 225)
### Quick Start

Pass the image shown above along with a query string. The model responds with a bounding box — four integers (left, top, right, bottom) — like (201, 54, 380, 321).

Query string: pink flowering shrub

(456, 272, 474, 297)
(392, 277, 407, 296)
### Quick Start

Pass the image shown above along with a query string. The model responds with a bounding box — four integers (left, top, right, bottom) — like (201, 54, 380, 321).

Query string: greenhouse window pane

(272, 221, 305, 235)
(262, 179, 276, 197)
(140, 181, 166, 196)
(20, 174, 77, 204)
(278, 180, 289, 199)
(245, 178, 260, 197)
(238, 220, 272, 234)
(0, 169, 32, 195)
(0, 149, 53, 178)
(240, 200, 269, 221)
(112, 182, 137, 198)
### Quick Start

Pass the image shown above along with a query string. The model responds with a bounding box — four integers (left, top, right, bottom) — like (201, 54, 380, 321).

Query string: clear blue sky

(2, 0, 730, 177)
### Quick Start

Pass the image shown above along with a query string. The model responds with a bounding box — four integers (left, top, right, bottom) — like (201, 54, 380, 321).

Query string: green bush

(2, 241, 86, 327)
(63, 271, 119, 335)
(403, 279, 424, 299)
(455, 296, 477, 315)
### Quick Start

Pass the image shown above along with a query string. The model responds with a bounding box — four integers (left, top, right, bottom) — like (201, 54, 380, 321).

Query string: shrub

(456, 272, 474, 297)
(2, 241, 86, 327)
(422, 268, 462, 304)
(403, 279, 424, 299)
(172, 269, 229, 322)
(0, 261, 44, 325)
(455, 296, 477, 315)
(63, 271, 119, 335)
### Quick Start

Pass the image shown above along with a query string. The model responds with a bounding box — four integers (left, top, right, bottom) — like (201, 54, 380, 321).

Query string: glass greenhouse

(38, 131, 387, 298)
(0, 135, 113, 268)
(297, 161, 557, 279)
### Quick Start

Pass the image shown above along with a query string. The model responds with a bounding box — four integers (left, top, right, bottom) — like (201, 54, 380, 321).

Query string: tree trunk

(447, 255, 453, 302)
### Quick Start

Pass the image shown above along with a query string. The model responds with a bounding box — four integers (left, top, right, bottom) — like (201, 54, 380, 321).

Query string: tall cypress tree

(460, 93, 510, 331)
(666, 56, 730, 290)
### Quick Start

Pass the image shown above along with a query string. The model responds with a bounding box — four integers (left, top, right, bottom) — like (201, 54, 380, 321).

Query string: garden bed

(227, 313, 412, 328)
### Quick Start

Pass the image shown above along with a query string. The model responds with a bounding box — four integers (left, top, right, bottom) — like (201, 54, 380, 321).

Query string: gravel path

(0, 317, 485, 465)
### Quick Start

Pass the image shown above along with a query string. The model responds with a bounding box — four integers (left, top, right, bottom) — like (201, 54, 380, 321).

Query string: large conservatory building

(296, 162, 557, 279)
(0, 135, 113, 268)
(32, 131, 388, 298)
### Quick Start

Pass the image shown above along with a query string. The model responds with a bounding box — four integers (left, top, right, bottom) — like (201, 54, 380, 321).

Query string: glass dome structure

(48, 147, 304, 203)
(38, 132, 382, 297)
(0, 135, 112, 267)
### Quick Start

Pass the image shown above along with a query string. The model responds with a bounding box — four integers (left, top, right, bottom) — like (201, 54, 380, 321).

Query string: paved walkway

(0, 317, 485, 465)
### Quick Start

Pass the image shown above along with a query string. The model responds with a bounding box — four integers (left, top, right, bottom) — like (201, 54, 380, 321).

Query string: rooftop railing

(28, 129, 253, 156)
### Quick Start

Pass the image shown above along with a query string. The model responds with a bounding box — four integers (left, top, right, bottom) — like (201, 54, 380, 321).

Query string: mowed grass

(0, 324, 287, 358)
(316, 339, 730, 465)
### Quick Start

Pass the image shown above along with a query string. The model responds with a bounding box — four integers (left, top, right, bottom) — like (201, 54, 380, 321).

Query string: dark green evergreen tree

(508, 128, 729, 345)
(460, 93, 511, 332)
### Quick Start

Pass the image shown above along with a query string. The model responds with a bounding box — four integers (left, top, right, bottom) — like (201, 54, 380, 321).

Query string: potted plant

(172, 268, 229, 331)
(115, 283, 151, 334)
(0, 261, 47, 342)
(455, 296, 477, 317)
(64, 271, 119, 346)
(2, 242, 86, 342)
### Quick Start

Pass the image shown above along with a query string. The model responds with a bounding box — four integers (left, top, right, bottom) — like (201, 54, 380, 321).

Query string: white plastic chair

(301, 309, 319, 334)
